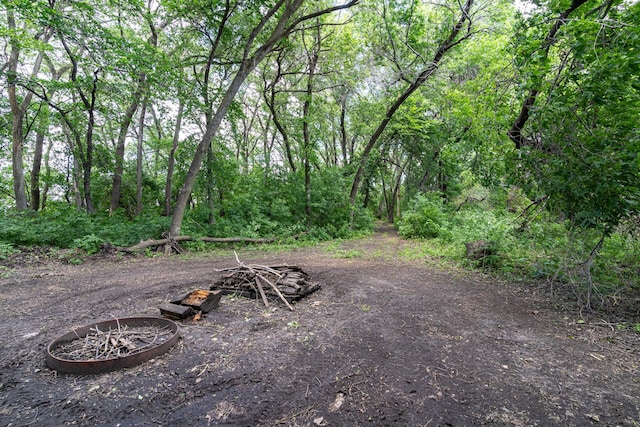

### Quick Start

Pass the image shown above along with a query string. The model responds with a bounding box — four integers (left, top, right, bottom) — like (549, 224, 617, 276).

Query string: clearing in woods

(0, 226, 638, 426)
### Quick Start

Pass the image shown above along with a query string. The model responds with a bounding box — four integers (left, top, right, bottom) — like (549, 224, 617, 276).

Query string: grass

(394, 202, 640, 317)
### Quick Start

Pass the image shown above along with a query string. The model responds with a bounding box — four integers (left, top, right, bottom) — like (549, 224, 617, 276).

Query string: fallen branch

(455, 195, 487, 212)
(119, 236, 275, 253)
(258, 272, 294, 311)
(255, 277, 270, 308)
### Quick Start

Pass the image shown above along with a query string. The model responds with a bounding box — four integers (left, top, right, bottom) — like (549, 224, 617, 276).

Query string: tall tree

(507, 0, 590, 148)
(164, 98, 184, 216)
(261, 49, 299, 173)
(109, 2, 171, 213)
(301, 23, 322, 225)
(348, 0, 477, 223)
(58, 35, 100, 214)
(510, 0, 640, 231)
(5, 3, 54, 210)
(168, 0, 359, 237)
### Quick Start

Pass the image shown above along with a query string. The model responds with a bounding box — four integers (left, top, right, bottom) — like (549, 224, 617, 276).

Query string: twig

(51, 325, 173, 361)
(255, 277, 270, 308)
(257, 272, 294, 311)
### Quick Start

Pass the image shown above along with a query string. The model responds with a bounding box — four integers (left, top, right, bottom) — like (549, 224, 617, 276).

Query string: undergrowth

(0, 201, 372, 255)
(396, 192, 640, 319)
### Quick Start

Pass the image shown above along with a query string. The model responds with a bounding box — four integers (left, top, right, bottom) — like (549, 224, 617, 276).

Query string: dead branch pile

(211, 256, 320, 310)
(50, 324, 174, 361)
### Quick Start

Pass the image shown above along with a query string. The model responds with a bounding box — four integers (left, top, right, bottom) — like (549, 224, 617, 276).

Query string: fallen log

(199, 237, 275, 244)
(119, 236, 276, 253)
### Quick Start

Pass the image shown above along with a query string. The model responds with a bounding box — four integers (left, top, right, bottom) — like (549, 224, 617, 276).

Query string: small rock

(328, 392, 345, 412)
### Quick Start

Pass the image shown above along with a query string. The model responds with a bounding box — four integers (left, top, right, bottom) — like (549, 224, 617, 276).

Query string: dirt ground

(0, 226, 639, 426)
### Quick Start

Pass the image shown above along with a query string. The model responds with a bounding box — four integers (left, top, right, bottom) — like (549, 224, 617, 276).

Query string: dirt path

(0, 227, 638, 426)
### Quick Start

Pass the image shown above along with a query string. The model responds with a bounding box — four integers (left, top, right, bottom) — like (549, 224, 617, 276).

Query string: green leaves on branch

(512, 0, 640, 232)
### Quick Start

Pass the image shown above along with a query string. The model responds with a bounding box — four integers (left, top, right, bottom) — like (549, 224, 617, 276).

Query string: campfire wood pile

(211, 262, 320, 310)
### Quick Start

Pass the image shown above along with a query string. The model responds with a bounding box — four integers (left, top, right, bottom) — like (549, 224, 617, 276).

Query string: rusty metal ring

(46, 317, 180, 375)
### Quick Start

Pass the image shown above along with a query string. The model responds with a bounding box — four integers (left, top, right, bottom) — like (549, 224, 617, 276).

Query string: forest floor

(0, 224, 639, 426)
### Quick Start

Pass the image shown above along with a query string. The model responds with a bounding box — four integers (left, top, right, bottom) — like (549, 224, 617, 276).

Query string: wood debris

(211, 254, 320, 310)
(159, 303, 196, 320)
(160, 289, 223, 320)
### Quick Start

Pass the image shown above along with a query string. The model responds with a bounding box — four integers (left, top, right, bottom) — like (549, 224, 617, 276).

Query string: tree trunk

(263, 114, 275, 178)
(30, 129, 46, 211)
(10, 112, 28, 210)
(418, 150, 439, 192)
(302, 25, 320, 227)
(110, 74, 146, 214)
(164, 99, 184, 216)
(381, 175, 389, 221)
(41, 136, 54, 210)
(388, 158, 407, 223)
(206, 143, 216, 225)
(136, 96, 148, 216)
(82, 70, 100, 214)
(6, 11, 51, 210)
(60, 119, 84, 208)
(339, 91, 349, 166)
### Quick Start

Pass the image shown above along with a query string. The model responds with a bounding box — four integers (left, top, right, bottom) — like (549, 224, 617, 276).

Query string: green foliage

(94, 211, 171, 247)
(70, 234, 103, 255)
(0, 242, 18, 260)
(0, 204, 170, 249)
(397, 193, 448, 239)
(187, 167, 371, 242)
(0, 205, 94, 247)
(396, 186, 640, 314)
(513, 1, 640, 232)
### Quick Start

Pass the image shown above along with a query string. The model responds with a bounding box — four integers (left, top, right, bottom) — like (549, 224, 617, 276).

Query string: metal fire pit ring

(46, 316, 180, 375)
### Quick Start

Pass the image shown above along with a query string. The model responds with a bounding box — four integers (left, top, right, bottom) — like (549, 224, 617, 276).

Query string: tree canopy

(2, 1, 639, 308)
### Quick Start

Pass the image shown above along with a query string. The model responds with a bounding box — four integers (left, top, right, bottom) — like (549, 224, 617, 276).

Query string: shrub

(0, 242, 17, 260)
(71, 234, 104, 255)
(397, 193, 447, 239)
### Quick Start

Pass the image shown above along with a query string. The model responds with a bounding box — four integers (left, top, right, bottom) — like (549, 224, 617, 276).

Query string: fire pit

(46, 316, 180, 374)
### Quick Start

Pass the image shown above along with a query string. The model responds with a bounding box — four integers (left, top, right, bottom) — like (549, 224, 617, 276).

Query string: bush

(71, 234, 104, 255)
(0, 242, 17, 260)
(397, 193, 447, 239)
(0, 204, 94, 247)
(0, 205, 171, 249)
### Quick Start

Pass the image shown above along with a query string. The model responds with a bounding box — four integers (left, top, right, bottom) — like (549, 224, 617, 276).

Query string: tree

(4, 1, 54, 210)
(168, 0, 359, 237)
(348, 0, 477, 224)
(511, 0, 640, 231)
(106, 2, 172, 214)
(507, 0, 590, 148)
(260, 48, 299, 173)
